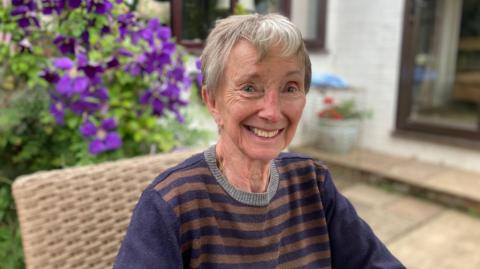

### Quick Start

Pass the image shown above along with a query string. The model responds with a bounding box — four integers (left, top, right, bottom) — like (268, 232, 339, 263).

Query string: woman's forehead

(226, 41, 303, 70)
(230, 40, 301, 61)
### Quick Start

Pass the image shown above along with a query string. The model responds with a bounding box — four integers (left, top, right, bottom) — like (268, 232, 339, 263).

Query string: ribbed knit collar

(204, 145, 279, 206)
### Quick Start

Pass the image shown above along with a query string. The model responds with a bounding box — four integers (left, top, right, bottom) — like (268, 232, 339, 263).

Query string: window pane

(410, 0, 479, 130)
(248, 0, 282, 14)
(181, 0, 232, 41)
(291, 0, 319, 39)
(137, 1, 170, 24)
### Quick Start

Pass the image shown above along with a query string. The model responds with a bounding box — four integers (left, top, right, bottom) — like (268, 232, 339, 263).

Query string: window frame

(168, 0, 327, 51)
(395, 0, 480, 142)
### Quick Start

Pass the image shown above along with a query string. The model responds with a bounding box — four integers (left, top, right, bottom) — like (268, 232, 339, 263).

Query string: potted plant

(314, 96, 370, 154)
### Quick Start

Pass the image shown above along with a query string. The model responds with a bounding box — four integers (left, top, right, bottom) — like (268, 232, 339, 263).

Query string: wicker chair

(12, 149, 198, 269)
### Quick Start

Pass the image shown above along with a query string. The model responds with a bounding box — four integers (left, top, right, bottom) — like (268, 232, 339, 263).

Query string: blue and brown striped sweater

(114, 146, 404, 269)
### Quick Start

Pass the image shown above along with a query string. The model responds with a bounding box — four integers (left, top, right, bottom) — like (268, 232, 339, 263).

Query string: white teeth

(250, 127, 279, 138)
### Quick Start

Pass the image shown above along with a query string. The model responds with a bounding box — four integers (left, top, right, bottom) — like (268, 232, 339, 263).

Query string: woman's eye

(242, 85, 255, 93)
(286, 85, 299, 93)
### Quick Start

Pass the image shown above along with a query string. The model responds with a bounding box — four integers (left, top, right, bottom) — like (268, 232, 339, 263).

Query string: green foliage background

(0, 4, 214, 269)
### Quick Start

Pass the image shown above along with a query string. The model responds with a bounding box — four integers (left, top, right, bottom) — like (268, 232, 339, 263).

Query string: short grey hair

(200, 13, 311, 97)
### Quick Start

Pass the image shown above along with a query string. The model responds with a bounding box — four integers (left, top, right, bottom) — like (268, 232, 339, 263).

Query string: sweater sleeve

(113, 188, 183, 269)
(318, 166, 406, 269)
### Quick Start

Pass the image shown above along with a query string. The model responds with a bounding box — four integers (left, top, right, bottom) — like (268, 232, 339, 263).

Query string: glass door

(397, 0, 480, 141)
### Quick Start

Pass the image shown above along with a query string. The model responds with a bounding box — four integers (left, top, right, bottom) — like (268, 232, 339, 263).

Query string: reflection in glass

(182, 0, 232, 41)
(410, 0, 479, 130)
(180, 0, 282, 41)
(291, 0, 319, 39)
(250, 0, 282, 14)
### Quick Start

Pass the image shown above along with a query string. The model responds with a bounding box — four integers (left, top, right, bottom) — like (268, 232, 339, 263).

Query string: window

(162, 0, 327, 51)
(396, 0, 480, 142)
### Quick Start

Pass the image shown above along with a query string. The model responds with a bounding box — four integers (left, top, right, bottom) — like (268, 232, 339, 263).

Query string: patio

(292, 145, 480, 269)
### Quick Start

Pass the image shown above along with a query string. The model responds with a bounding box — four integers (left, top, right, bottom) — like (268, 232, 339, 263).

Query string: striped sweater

(114, 146, 404, 269)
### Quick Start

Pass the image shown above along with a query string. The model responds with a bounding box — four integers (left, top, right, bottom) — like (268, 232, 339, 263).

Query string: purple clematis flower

(140, 88, 164, 116)
(56, 74, 89, 95)
(10, 5, 28, 16)
(106, 57, 120, 69)
(81, 63, 104, 79)
(125, 53, 149, 76)
(80, 31, 90, 49)
(117, 48, 133, 57)
(195, 58, 203, 86)
(49, 96, 66, 125)
(11, 0, 39, 28)
(80, 118, 122, 155)
(140, 82, 188, 120)
(41, 0, 67, 14)
(117, 12, 136, 40)
(54, 35, 75, 55)
(168, 100, 188, 123)
(40, 69, 60, 84)
(53, 57, 74, 70)
(15, 15, 40, 29)
(68, 0, 81, 8)
(41, 0, 55, 14)
(70, 87, 109, 114)
(87, 0, 113, 14)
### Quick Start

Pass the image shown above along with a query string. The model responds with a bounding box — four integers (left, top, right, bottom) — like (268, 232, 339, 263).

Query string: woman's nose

(258, 90, 281, 122)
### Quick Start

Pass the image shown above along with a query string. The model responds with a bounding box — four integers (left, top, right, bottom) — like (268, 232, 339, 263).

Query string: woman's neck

(216, 142, 271, 193)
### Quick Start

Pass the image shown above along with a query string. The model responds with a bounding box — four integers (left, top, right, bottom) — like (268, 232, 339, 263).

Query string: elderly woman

(114, 14, 404, 269)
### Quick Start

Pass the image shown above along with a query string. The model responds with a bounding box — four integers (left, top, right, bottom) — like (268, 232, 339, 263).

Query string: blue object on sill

(414, 67, 437, 82)
(311, 73, 348, 89)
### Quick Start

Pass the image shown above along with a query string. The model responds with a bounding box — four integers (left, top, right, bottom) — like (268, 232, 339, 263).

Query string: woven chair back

(12, 149, 198, 269)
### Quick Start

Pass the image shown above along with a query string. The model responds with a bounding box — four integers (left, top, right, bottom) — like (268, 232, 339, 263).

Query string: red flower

(323, 96, 334, 105)
(330, 109, 344, 120)
(318, 108, 344, 120)
(318, 110, 326, 117)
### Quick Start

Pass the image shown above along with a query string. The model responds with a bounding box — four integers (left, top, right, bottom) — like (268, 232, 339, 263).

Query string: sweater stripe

(190, 233, 329, 257)
(154, 167, 212, 191)
(278, 250, 331, 269)
(180, 202, 323, 235)
(152, 152, 331, 268)
(168, 171, 318, 214)
(190, 239, 330, 268)
(180, 210, 327, 243)
(181, 222, 327, 251)
(177, 192, 322, 226)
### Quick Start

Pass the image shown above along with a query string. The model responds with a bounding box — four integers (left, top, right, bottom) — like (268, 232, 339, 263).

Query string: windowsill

(392, 129, 480, 151)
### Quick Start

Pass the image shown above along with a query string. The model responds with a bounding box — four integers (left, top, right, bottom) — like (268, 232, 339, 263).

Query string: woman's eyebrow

(234, 72, 261, 82)
(285, 70, 303, 77)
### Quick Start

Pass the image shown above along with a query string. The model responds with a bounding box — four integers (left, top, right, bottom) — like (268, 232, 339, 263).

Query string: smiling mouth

(246, 126, 283, 138)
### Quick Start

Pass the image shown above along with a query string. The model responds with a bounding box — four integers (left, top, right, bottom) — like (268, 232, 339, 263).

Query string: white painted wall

(295, 0, 480, 173)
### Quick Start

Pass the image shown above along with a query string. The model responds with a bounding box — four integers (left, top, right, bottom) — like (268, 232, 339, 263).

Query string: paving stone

(292, 146, 402, 175)
(343, 149, 403, 175)
(385, 196, 443, 225)
(328, 165, 360, 191)
(423, 170, 480, 203)
(291, 145, 480, 212)
(291, 145, 480, 267)
(342, 184, 400, 208)
(343, 185, 443, 243)
(382, 159, 444, 186)
(388, 210, 480, 269)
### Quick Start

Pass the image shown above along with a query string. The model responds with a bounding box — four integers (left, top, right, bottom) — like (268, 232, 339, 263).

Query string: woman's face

(205, 40, 306, 163)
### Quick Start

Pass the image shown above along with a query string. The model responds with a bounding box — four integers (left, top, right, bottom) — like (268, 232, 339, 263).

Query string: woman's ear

(202, 86, 222, 126)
